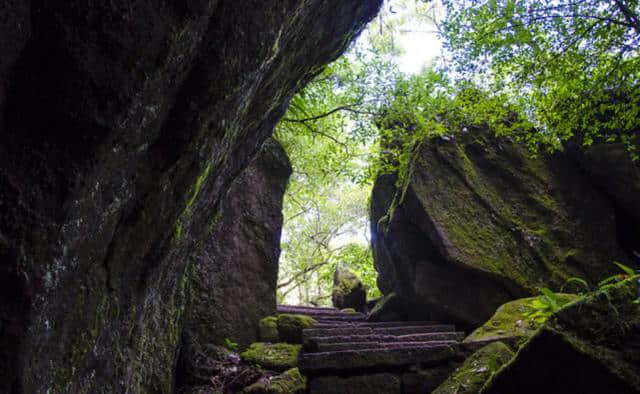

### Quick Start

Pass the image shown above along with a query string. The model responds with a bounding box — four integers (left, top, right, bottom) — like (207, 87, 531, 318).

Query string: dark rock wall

(370, 129, 638, 328)
(186, 138, 291, 350)
(0, 1, 382, 392)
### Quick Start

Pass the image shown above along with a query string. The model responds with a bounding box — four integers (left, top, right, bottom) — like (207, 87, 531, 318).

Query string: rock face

(432, 341, 514, 394)
(370, 129, 638, 328)
(0, 1, 382, 392)
(185, 138, 291, 350)
(482, 278, 640, 394)
(332, 265, 367, 312)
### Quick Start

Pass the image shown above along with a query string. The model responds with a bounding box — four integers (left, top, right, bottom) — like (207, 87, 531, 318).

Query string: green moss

(340, 308, 357, 314)
(186, 162, 212, 211)
(243, 367, 307, 393)
(240, 343, 301, 372)
(465, 294, 579, 344)
(259, 316, 280, 343)
(276, 314, 316, 344)
(433, 342, 514, 394)
(480, 278, 640, 393)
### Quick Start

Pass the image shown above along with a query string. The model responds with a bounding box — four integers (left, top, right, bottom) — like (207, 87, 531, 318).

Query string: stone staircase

(277, 305, 479, 394)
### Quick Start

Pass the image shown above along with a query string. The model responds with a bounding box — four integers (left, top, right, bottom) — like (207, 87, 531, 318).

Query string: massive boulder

(482, 278, 640, 394)
(185, 138, 291, 350)
(370, 128, 638, 328)
(0, 1, 382, 392)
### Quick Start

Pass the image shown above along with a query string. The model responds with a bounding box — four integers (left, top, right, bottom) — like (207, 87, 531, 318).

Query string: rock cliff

(0, 1, 382, 392)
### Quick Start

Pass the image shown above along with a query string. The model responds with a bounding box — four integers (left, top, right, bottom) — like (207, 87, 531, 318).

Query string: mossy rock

(464, 293, 579, 344)
(243, 368, 306, 393)
(482, 278, 640, 393)
(276, 314, 316, 344)
(432, 342, 514, 394)
(370, 129, 633, 327)
(340, 308, 357, 314)
(259, 316, 280, 343)
(332, 265, 367, 312)
(241, 343, 301, 372)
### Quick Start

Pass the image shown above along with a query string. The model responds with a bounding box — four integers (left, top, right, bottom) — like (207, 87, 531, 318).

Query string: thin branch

(613, 0, 640, 35)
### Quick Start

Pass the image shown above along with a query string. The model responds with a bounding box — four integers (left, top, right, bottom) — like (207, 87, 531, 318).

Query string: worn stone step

(317, 340, 459, 352)
(312, 321, 438, 329)
(310, 314, 367, 322)
(277, 305, 339, 313)
(303, 324, 456, 339)
(299, 343, 459, 375)
(304, 332, 465, 350)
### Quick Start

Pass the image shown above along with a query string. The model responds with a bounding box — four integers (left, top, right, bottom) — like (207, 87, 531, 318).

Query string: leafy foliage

(526, 288, 575, 324)
(441, 0, 640, 157)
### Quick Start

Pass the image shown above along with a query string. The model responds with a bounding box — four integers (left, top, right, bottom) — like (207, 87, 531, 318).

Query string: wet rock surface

(370, 129, 639, 328)
(0, 1, 382, 392)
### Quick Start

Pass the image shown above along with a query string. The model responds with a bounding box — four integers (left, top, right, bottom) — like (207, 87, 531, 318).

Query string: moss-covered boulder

(241, 343, 301, 372)
(243, 368, 307, 394)
(464, 294, 579, 344)
(259, 316, 280, 343)
(332, 265, 367, 312)
(370, 129, 636, 327)
(276, 314, 317, 344)
(433, 342, 514, 394)
(482, 278, 640, 394)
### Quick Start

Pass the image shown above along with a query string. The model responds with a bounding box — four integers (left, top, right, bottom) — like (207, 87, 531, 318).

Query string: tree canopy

(442, 0, 640, 157)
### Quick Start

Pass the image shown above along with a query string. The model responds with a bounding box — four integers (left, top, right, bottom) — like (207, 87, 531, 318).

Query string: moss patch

(241, 343, 301, 372)
(276, 314, 316, 344)
(259, 316, 280, 343)
(243, 368, 306, 393)
(465, 294, 579, 344)
(433, 342, 514, 394)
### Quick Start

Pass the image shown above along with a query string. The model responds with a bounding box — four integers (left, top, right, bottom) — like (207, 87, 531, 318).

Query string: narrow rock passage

(277, 305, 472, 393)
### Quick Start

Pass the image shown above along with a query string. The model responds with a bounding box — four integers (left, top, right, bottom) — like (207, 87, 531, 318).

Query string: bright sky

(396, 23, 442, 74)
(368, 0, 444, 74)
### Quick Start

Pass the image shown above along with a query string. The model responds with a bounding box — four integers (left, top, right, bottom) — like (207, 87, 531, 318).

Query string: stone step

(312, 321, 438, 329)
(278, 304, 338, 312)
(299, 343, 459, 375)
(310, 314, 367, 322)
(303, 324, 456, 339)
(305, 332, 465, 348)
(316, 340, 459, 352)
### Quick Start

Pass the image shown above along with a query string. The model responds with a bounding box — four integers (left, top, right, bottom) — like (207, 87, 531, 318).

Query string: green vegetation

(433, 342, 514, 394)
(243, 368, 307, 394)
(525, 288, 576, 324)
(276, 314, 317, 344)
(275, 0, 640, 306)
(442, 0, 640, 157)
(240, 343, 301, 372)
